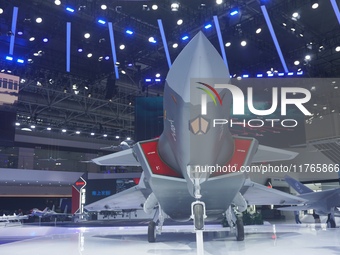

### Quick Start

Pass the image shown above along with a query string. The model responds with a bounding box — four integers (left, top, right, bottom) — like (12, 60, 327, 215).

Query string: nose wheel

(148, 221, 157, 242)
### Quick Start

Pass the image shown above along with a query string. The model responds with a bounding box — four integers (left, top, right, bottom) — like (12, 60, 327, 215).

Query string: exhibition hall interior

(0, 0, 340, 254)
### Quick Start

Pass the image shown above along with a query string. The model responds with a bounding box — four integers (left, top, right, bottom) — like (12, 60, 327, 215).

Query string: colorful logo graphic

(196, 82, 223, 106)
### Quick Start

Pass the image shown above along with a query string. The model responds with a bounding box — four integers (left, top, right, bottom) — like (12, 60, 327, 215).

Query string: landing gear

(191, 201, 206, 255)
(148, 221, 156, 242)
(235, 215, 244, 241)
(147, 205, 165, 243)
(226, 206, 244, 241)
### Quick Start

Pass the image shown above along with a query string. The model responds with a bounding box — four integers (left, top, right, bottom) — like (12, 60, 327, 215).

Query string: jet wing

(298, 188, 340, 202)
(240, 179, 307, 205)
(252, 145, 298, 163)
(84, 185, 149, 212)
(91, 148, 141, 166)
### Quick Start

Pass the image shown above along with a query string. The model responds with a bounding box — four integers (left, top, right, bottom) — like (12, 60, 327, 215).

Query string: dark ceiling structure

(0, 0, 340, 141)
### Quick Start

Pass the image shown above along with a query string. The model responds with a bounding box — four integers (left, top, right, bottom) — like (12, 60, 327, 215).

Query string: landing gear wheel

(235, 216, 244, 241)
(148, 221, 157, 243)
(193, 203, 204, 230)
(329, 219, 336, 228)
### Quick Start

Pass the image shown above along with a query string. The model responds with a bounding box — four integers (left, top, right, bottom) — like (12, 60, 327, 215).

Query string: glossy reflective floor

(0, 220, 339, 255)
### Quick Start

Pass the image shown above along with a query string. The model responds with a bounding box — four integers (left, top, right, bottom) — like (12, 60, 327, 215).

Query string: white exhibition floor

(0, 221, 339, 255)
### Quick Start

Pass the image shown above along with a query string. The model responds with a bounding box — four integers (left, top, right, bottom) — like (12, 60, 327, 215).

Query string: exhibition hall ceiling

(0, 0, 340, 140)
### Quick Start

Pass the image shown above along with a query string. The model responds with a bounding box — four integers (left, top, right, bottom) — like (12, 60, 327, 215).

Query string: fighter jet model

(100, 140, 134, 151)
(85, 32, 304, 248)
(30, 205, 69, 219)
(278, 175, 340, 227)
(0, 213, 28, 221)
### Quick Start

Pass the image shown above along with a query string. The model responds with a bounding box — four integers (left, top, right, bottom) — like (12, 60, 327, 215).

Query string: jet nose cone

(166, 31, 230, 104)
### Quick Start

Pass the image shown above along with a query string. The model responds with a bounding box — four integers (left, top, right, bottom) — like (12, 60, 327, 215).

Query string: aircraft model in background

(278, 175, 340, 227)
(30, 205, 69, 219)
(0, 213, 28, 221)
(100, 140, 135, 151)
(85, 32, 304, 251)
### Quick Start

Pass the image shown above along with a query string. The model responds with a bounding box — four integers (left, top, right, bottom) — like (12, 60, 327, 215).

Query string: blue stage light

(278, 73, 284, 76)
(230, 8, 239, 16)
(287, 72, 294, 76)
(5, 56, 13, 61)
(181, 35, 189, 41)
(204, 23, 212, 29)
(155, 78, 161, 82)
(17, 58, 24, 63)
(242, 74, 249, 78)
(256, 74, 263, 78)
(125, 29, 134, 35)
(268, 73, 274, 77)
(97, 19, 106, 25)
(66, 7, 75, 13)
(297, 71, 304, 75)
(145, 78, 152, 82)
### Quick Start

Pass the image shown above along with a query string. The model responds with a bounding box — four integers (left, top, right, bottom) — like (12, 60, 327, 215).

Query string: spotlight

(311, 0, 319, 9)
(204, 23, 212, 29)
(171, 2, 180, 11)
(181, 35, 189, 41)
(216, 0, 223, 4)
(229, 7, 239, 16)
(172, 43, 178, 48)
(148, 37, 157, 43)
(66, 7, 75, 13)
(42, 37, 48, 42)
(152, 4, 158, 10)
(36, 17, 42, 23)
(177, 19, 183, 25)
(240, 40, 247, 46)
(294, 60, 300, 65)
(101, 4, 107, 10)
(292, 12, 300, 21)
(336, 46, 340, 52)
(256, 28, 262, 34)
(225, 42, 231, 47)
(97, 19, 106, 25)
(54, 0, 61, 5)
(119, 44, 125, 50)
(126, 29, 134, 35)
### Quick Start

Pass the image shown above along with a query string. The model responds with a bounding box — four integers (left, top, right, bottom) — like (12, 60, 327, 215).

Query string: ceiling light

(311, 0, 319, 9)
(66, 7, 75, 13)
(43, 37, 48, 43)
(0, 8, 3, 14)
(335, 46, 340, 52)
(155, 73, 161, 78)
(230, 7, 239, 16)
(47, 127, 51, 131)
(101, 4, 107, 10)
(84, 33, 90, 39)
(305, 55, 311, 60)
(294, 60, 300, 65)
(292, 12, 300, 20)
(240, 40, 247, 46)
(152, 4, 158, 10)
(121, 70, 126, 74)
(62, 129, 67, 133)
(91, 132, 95, 136)
(256, 28, 262, 34)
(171, 2, 180, 11)
(36, 17, 42, 23)
(148, 37, 156, 43)
(177, 19, 183, 25)
(172, 43, 178, 48)
(76, 131, 80, 134)
(181, 35, 189, 41)
(225, 42, 231, 47)
(97, 19, 106, 25)
(29, 37, 35, 41)
(142, 5, 150, 11)
(126, 29, 134, 35)
(115, 135, 120, 139)
(119, 44, 125, 50)
(87, 53, 92, 58)
(204, 23, 212, 29)
(216, 0, 223, 4)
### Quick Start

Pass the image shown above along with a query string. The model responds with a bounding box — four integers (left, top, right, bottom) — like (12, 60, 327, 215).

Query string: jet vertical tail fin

(284, 175, 313, 194)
